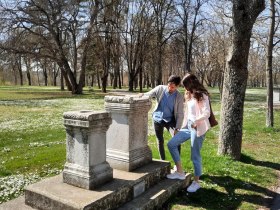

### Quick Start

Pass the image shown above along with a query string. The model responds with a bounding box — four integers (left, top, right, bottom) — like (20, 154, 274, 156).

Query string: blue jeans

(154, 120, 181, 160)
(167, 124, 205, 177)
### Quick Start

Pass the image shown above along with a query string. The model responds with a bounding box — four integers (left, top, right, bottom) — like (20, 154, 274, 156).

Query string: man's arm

(139, 85, 164, 99)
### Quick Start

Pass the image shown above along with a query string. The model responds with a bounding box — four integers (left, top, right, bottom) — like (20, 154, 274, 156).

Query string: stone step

(0, 160, 169, 210)
(0, 160, 192, 210)
(117, 175, 191, 210)
(0, 175, 191, 210)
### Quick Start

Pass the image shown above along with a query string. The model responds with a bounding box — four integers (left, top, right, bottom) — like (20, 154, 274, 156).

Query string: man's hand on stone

(138, 93, 144, 98)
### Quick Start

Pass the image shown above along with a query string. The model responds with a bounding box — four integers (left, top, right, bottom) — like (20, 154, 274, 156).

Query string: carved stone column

(62, 110, 112, 190)
(105, 95, 152, 171)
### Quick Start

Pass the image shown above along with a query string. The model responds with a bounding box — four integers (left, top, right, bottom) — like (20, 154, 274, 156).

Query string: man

(142, 75, 184, 160)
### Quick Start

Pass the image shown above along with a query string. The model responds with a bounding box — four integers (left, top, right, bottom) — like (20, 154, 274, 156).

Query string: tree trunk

(118, 68, 122, 89)
(60, 68, 64, 91)
(12, 66, 17, 85)
(53, 63, 58, 86)
(36, 66, 40, 86)
(184, 19, 189, 73)
(218, 0, 265, 160)
(16, 55, 23, 86)
(77, 0, 100, 95)
(156, 46, 163, 85)
(27, 70, 31, 86)
(139, 65, 143, 92)
(24, 58, 32, 86)
(266, 0, 275, 127)
(90, 74, 94, 87)
(128, 76, 134, 92)
(43, 66, 48, 86)
(18, 64, 23, 86)
(59, 65, 71, 91)
(101, 74, 108, 93)
(113, 70, 118, 89)
(59, 58, 80, 94)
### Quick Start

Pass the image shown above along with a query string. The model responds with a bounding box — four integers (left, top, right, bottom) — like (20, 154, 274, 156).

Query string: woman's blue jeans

(167, 125, 205, 177)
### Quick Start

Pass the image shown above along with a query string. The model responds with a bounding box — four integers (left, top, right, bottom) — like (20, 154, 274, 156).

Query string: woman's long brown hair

(182, 74, 209, 102)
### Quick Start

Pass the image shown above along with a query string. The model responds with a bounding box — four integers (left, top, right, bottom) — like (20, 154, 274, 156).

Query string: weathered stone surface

(63, 110, 113, 190)
(104, 95, 150, 104)
(117, 175, 192, 210)
(105, 95, 152, 171)
(24, 160, 171, 210)
(63, 110, 111, 128)
(133, 181, 145, 198)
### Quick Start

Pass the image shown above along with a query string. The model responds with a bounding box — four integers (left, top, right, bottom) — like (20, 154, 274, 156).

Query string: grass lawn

(0, 85, 279, 210)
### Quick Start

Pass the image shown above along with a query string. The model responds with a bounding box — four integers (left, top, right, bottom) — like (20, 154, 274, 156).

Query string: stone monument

(105, 95, 152, 171)
(62, 110, 113, 190)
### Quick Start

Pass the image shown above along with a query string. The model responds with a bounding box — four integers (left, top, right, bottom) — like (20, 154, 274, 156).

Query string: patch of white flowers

(0, 173, 40, 204)
(0, 168, 62, 204)
(29, 141, 64, 148)
(2, 147, 11, 153)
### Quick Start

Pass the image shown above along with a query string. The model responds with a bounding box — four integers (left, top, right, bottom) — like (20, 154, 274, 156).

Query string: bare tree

(151, 0, 174, 85)
(175, 0, 208, 73)
(0, 0, 100, 94)
(121, 1, 154, 91)
(248, 46, 266, 87)
(218, 0, 265, 160)
(265, 0, 280, 127)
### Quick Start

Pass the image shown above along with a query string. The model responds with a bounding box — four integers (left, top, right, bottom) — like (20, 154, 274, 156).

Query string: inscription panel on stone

(133, 181, 146, 198)
(64, 119, 89, 127)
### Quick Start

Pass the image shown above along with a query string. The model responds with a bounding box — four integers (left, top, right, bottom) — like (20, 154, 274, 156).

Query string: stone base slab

(24, 160, 170, 210)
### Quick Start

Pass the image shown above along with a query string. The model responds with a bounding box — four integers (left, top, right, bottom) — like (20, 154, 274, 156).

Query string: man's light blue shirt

(153, 88, 177, 123)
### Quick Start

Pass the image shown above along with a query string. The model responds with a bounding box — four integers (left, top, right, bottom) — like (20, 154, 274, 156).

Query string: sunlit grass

(0, 86, 279, 210)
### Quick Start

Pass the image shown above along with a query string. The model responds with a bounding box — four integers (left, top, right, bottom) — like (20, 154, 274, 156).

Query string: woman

(166, 73, 211, 193)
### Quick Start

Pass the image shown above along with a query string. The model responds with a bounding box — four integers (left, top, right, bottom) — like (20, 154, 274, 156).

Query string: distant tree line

(0, 0, 279, 95)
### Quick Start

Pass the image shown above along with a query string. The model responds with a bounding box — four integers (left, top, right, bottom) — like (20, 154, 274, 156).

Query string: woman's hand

(191, 123, 197, 129)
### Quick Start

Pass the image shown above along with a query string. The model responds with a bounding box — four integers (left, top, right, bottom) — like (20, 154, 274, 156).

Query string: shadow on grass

(165, 175, 276, 210)
(245, 93, 266, 102)
(241, 154, 280, 171)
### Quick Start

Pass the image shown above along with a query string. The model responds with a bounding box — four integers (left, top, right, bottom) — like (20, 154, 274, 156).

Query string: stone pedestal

(105, 95, 152, 171)
(62, 110, 112, 190)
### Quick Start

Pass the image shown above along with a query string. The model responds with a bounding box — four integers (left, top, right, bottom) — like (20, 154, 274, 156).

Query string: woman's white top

(182, 93, 211, 137)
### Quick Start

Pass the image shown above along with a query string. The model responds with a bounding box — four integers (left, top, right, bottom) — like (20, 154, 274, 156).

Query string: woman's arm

(194, 94, 210, 123)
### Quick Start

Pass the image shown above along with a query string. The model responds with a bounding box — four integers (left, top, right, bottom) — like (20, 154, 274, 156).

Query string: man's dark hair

(167, 75, 181, 86)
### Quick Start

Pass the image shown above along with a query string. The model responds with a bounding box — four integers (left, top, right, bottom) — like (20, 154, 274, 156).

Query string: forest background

(0, 0, 279, 93)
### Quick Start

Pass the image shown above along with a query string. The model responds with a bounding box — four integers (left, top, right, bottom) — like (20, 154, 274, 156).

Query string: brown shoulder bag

(209, 99, 218, 127)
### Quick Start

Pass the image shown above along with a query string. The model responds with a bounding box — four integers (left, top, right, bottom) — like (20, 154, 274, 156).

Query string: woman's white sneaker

(187, 181, 200, 192)
(166, 171, 185, 180)
(171, 165, 177, 173)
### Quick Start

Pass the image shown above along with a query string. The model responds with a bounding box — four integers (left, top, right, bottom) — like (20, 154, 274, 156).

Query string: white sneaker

(166, 171, 185, 180)
(171, 165, 177, 173)
(187, 181, 201, 192)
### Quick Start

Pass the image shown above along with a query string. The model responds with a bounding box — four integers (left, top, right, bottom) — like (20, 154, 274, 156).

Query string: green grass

(0, 86, 279, 209)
